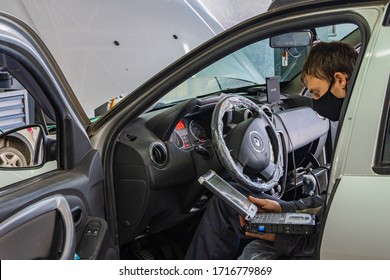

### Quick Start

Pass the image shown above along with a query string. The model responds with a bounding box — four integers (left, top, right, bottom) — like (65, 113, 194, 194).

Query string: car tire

(0, 146, 28, 167)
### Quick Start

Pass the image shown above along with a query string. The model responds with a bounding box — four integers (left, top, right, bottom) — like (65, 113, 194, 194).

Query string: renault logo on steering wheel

(250, 131, 264, 153)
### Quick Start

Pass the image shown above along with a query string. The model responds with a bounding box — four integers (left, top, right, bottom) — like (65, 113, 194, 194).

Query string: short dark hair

(301, 41, 358, 85)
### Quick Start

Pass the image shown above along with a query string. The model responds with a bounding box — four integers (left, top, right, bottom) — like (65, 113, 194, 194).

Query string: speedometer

(170, 131, 184, 148)
(189, 120, 209, 142)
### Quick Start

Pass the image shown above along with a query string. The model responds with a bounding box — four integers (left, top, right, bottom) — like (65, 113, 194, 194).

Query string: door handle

(0, 195, 76, 260)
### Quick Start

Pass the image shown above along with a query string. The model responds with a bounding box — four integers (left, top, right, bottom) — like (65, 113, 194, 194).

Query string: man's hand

(239, 196, 282, 242)
(248, 196, 282, 213)
(239, 213, 276, 241)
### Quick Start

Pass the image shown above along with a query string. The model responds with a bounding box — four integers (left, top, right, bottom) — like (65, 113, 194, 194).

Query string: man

(184, 41, 358, 260)
(302, 41, 357, 121)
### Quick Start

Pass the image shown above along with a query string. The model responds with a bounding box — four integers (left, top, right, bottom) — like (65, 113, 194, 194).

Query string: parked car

(1, 0, 390, 260)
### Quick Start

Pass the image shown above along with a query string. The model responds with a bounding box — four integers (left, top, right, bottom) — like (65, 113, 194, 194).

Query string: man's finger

(239, 215, 246, 226)
(248, 196, 267, 206)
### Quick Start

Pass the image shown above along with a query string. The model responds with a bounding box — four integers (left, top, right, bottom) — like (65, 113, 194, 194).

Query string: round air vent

(150, 142, 168, 167)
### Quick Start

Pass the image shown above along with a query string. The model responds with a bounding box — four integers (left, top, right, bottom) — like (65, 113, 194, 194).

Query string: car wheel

(0, 147, 28, 167)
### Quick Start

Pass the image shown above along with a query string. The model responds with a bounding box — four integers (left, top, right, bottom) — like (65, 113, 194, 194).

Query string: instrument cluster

(170, 118, 210, 149)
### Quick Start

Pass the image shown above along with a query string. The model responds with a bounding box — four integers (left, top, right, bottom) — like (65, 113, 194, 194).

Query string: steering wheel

(211, 95, 284, 195)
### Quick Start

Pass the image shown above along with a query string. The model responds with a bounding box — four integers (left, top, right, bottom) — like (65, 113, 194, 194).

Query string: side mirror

(270, 31, 313, 48)
(0, 125, 53, 168)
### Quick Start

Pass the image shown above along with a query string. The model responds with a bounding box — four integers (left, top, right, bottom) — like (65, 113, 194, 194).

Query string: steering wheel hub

(250, 131, 265, 153)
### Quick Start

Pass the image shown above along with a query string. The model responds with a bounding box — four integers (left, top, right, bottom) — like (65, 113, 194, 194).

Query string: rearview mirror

(270, 31, 312, 48)
(0, 125, 47, 168)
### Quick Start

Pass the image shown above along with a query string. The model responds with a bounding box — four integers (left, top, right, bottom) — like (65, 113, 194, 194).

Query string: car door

(319, 2, 390, 259)
(0, 13, 115, 259)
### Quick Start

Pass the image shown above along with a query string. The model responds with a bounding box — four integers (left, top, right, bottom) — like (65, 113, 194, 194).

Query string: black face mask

(312, 85, 344, 122)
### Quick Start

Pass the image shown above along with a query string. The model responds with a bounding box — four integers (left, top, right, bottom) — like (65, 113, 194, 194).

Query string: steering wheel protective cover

(211, 95, 283, 192)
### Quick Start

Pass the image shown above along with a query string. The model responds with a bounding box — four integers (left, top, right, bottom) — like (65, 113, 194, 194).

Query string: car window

(0, 61, 58, 188)
(316, 24, 358, 42)
(158, 23, 358, 106)
(375, 78, 390, 171)
(159, 38, 309, 105)
(382, 121, 390, 165)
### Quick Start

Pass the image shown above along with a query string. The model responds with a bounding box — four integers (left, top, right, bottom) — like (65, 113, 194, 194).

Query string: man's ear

(333, 72, 348, 89)
(332, 72, 349, 98)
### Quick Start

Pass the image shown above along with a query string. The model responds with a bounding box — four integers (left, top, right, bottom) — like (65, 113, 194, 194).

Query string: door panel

(0, 149, 113, 259)
(0, 195, 75, 260)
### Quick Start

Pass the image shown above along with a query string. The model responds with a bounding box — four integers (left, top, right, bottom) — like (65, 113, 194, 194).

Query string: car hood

(0, 0, 225, 117)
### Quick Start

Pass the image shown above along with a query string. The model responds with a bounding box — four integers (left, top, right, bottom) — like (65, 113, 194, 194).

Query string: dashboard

(112, 93, 330, 244)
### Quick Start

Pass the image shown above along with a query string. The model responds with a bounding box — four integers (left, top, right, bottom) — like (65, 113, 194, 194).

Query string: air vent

(261, 105, 274, 123)
(150, 142, 168, 167)
(244, 109, 253, 120)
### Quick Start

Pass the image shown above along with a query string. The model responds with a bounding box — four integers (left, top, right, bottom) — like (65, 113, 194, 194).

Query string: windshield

(158, 23, 357, 105)
(159, 39, 309, 104)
